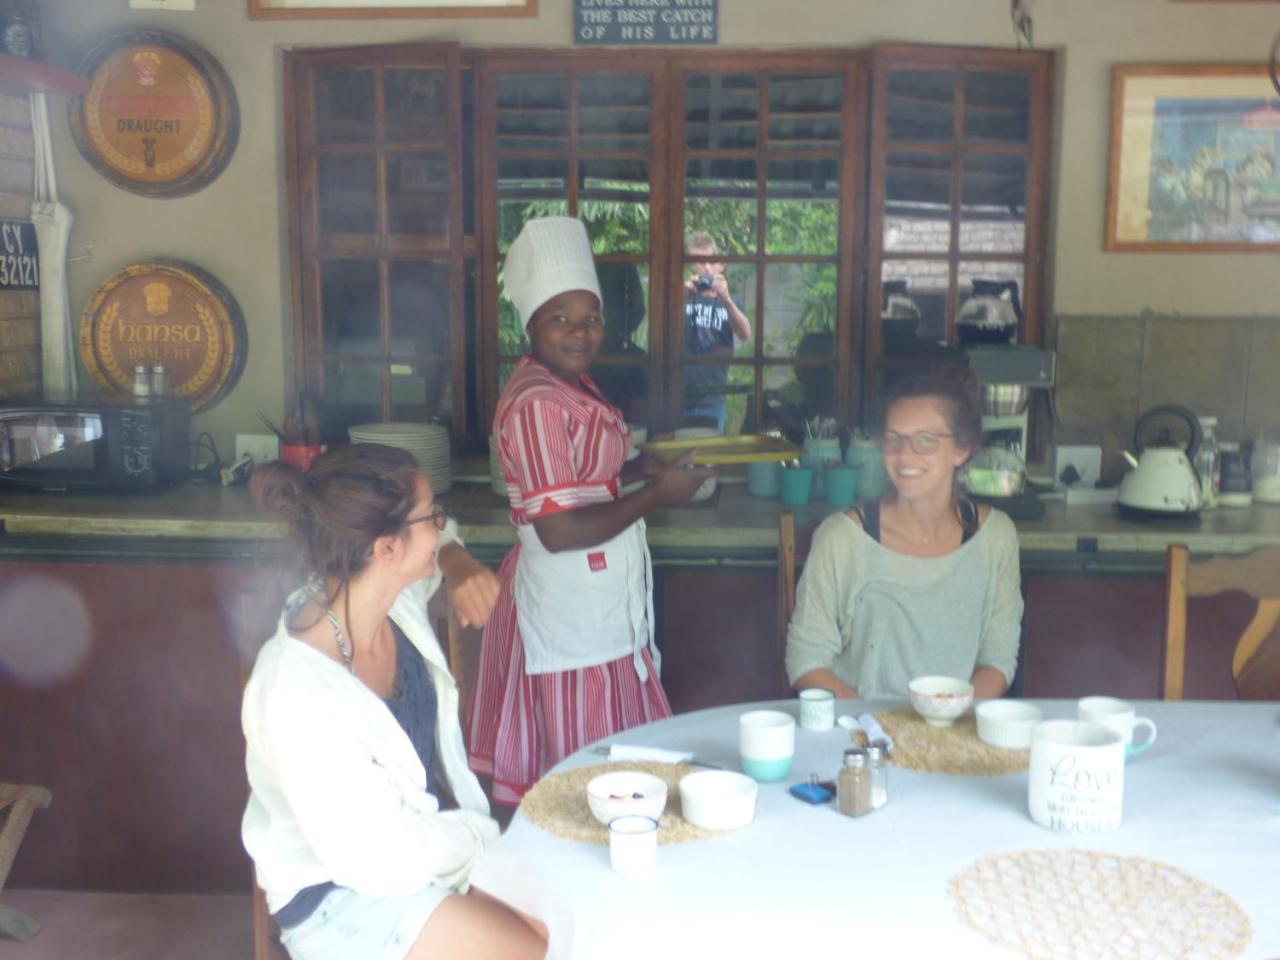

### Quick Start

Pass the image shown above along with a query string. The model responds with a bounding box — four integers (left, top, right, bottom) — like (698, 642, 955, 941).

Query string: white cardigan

(242, 568, 495, 912)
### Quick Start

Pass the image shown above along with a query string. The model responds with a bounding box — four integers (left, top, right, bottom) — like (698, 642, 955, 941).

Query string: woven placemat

(951, 849, 1252, 960)
(874, 707, 1029, 775)
(519, 762, 715, 845)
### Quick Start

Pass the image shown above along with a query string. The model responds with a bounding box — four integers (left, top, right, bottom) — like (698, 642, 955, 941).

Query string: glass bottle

(1195, 416, 1219, 509)
(866, 744, 889, 810)
(132, 363, 152, 401)
(150, 363, 167, 399)
(837, 748, 872, 817)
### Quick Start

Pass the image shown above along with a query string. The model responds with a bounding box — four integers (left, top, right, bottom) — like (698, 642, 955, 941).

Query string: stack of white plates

(348, 422, 452, 494)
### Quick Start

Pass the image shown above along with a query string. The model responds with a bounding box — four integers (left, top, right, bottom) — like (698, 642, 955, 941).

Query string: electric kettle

(1118, 405, 1203, 517)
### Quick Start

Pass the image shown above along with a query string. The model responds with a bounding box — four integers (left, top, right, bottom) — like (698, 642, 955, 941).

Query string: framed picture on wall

(248, 0, 535, 17)
(1106, 65, 1280, 251)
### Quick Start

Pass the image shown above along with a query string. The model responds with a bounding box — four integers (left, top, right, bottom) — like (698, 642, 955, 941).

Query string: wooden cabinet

(0, 559, 289, 892)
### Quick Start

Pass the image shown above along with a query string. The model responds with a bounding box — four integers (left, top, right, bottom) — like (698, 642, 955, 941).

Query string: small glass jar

(150, 363, 167, 399)
(1195, 416, 1220, 509)
(866, 744, 889, 810)
(132, 363, 151, 400)
(837, 748, 872, 817)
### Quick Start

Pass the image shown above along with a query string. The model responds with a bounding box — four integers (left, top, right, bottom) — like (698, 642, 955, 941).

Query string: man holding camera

(682, 231, 752, 432)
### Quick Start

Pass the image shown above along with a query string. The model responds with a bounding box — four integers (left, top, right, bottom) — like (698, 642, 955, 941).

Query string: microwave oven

(0, 396, 189, 493)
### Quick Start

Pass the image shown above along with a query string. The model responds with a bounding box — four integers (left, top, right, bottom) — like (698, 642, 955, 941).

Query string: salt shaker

(132, 363, 151, 400)
(837, 748, 872, 817)
(866, 744, 889, 810)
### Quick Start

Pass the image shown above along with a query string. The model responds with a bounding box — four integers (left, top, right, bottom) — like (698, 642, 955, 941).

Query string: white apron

(514, 518, 658, 680)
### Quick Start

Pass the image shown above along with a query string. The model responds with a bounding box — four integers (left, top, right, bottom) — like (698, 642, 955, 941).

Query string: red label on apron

(587, 551, 607, 572)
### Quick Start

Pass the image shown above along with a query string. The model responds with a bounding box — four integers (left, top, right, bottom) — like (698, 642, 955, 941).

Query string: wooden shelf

(0, 53, 88, 96)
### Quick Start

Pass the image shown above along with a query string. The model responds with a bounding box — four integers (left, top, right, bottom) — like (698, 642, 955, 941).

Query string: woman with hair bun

(785, 366, 1023, 701)
(242, 443, 546, 960)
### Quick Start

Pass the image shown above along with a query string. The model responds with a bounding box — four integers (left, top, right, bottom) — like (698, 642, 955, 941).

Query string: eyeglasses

(878, 430, 954, 454)
(404, 506, 450, 531)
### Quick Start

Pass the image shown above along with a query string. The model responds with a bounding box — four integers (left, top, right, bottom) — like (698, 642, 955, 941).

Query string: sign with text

(0, 221, 39, 291)
(574, 0, 718, 45)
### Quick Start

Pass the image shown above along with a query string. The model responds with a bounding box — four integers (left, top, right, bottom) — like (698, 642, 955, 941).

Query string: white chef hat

(503, 216, 601, 329)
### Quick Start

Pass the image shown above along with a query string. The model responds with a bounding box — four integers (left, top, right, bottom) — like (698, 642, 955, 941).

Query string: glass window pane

(579, 159, 650, 255)
(762, 263, 835, 359)
(886, 70, 955, 143)
(958, 261, 1025, 346)
(497, 291, 529, 357)
(385, 68, 447, 142)
(315, 69, 374, 145)
(960, 154, 1026, 254)
(323, 361, 382, 431)
(387, 151, 449, 237)
(496, 73, 569, 151)
(683, 262, 755, 360)
(884, 152, 952, 254)
(589, 363, 648, 423)
(497, 156, 569, 254)
(321, 260, 380, 356)
(766, 157, 840, 255)
(391, 361, 452, 423)
(685, 74, 759, 150)
(964, 71, 1031, 144)
(580, 73, 650, 152)
(768, 74, 842, 147)
(388, 261, 450, 358)
(685, 158, 758, 255)
(597, 261, 649, 356)
(763, 362, 835, 437)
(318, 154, 377, 235)
(881, 259, 948, 352)
(682, 364, 754, 435)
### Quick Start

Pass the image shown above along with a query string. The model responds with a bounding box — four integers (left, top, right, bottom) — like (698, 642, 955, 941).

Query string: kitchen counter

(3, 475, 1280, 568)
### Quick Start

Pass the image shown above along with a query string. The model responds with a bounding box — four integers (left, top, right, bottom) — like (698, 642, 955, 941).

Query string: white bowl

(907, 676, 975, 728)
(678, 770, 758, 831)
(975, 700, 1042, 749)
(586, 770, 668, 826)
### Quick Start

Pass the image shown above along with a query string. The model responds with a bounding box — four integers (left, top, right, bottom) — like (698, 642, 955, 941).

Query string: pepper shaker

(837, 748, 872, 817)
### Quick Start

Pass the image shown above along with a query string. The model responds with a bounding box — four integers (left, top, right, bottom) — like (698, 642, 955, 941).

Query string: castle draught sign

(69, 30, 239, 198)
(79, 260, 247, 412)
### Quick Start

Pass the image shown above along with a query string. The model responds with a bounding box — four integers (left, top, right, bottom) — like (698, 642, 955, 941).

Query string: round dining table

(468, 699, 1280, 959)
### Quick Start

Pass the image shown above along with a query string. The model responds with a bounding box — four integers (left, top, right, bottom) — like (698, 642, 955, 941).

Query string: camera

(695, 273, 715, 292)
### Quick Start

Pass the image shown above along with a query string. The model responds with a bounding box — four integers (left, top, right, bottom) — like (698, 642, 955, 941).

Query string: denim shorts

(279, 884, 454, 960)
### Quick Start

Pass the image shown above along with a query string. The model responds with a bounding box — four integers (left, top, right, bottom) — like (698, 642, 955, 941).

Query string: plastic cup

(747, 460, 781, 498)
(824, 465, 859, 508)
(608, 815, 657, 875)
(779, 467, 814, 507)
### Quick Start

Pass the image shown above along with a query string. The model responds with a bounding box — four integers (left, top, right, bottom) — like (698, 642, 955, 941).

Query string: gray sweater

(784, 509, 1023, 698)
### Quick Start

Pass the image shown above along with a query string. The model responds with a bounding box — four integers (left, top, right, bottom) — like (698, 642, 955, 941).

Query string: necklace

(321, 606, 356, 675)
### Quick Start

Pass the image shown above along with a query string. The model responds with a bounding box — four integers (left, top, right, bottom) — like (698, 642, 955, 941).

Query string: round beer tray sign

(69, 30, 239, 198)
(79, 260, 248, 412)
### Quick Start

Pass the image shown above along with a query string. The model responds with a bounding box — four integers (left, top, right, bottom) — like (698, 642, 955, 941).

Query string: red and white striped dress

(468, 356, 671, 805)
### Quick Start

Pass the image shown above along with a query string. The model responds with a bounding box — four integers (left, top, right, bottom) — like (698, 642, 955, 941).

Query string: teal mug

(747, 460, 782, 498)
(824, 465, 859, 508)
(779, 466, 814, 507)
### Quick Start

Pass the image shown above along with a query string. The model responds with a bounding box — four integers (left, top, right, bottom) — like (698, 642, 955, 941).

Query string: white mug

(1077, 696, 1158, 757)
(798, 689, 835, 731)
(1028, 720, 1125, 833)
(608, 815, 657, 876)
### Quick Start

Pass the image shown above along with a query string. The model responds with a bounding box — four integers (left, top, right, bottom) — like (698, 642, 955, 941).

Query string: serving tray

(643, 434, 802, 466)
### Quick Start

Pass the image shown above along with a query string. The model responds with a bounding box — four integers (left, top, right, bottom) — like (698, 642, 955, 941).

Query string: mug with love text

(1028, 720, 1125, 833)
(1077, 696, 1158, 758)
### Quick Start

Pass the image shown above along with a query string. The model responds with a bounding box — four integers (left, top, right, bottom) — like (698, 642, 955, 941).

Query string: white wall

(40, 0, 1280, 454)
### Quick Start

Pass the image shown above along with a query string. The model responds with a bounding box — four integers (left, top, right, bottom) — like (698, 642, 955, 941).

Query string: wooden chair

(0, 783, 52, 942)
(1162, 544, 1280, 700)
(776, 510, 812, 698)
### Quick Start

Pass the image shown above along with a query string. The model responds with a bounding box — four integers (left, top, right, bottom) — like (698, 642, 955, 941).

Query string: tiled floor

(0, 890, 253, 960)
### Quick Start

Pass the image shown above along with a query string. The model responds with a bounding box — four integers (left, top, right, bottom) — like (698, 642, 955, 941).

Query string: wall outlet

(235, 434, 279, 465)
(1052, 445, 1102, 489)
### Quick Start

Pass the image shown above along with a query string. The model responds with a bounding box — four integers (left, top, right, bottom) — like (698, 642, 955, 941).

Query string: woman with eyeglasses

(243, 444, 547, 960)
(785, 367, 1023, 701)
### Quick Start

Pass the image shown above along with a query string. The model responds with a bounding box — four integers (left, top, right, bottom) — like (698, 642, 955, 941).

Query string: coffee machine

(965, 347, 1055, 458)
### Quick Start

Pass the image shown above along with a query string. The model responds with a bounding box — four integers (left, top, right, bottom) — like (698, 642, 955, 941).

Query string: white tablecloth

(468, 700, 1280, 959)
